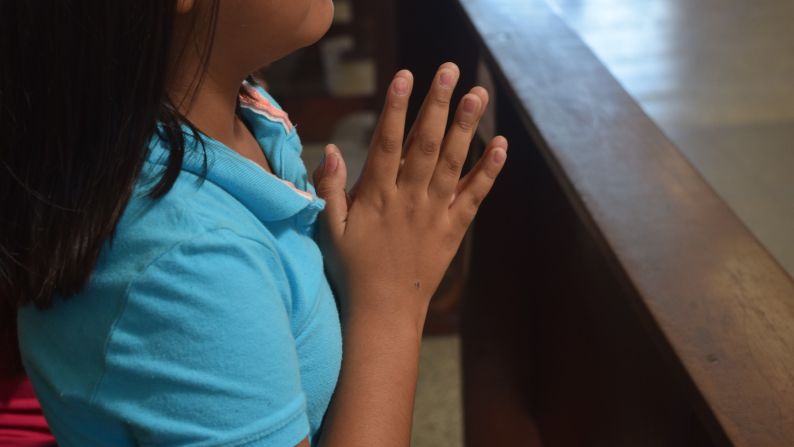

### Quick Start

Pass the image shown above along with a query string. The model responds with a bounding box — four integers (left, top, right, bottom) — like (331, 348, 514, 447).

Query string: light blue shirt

(18, 85, 342, 447)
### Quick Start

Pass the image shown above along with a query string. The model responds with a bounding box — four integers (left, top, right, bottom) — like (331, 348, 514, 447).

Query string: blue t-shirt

(17, 84, 342, 447)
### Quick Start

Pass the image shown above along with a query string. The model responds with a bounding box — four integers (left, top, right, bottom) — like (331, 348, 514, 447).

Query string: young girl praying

(0, 1, 508, 446)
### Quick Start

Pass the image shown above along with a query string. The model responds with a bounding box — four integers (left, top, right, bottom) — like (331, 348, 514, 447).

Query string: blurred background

(545, 0, 794, 276)
(264, 0, 793, 445)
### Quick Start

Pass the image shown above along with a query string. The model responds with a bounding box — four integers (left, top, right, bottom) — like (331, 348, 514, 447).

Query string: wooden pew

(396, 0, 794, 445)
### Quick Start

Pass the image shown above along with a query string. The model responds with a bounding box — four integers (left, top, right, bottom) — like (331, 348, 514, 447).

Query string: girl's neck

(167, 6, 276, 173)
(170, 71, 275, 174)
(177, 73, 247, 146)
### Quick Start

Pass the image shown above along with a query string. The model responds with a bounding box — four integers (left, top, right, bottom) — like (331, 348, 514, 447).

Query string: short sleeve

(91, 228, 309, 447)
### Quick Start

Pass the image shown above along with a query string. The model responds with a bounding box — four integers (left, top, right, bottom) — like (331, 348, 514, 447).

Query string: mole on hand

(413, 281, 421, 290)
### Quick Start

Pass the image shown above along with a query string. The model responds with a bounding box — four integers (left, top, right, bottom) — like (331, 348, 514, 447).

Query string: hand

(313, 62, 508, 329)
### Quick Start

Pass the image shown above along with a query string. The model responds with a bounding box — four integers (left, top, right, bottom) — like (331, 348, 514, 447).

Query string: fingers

(398, 62, 460, 191)
(453, 135, 508, 201)
(450, 137, 508, 226)
(315, 144, 349, 239)
(361, 70, 414, 191)
(429, 86, 489, 199)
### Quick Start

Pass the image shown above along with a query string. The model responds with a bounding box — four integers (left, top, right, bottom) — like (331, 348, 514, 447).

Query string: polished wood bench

(396, 0, 794, 445)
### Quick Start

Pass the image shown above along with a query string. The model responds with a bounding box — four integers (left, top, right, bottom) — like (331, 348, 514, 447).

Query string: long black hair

(0, 0, 220, 375)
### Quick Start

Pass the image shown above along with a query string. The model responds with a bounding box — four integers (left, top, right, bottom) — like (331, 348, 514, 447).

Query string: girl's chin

(312, 1, 336, 43)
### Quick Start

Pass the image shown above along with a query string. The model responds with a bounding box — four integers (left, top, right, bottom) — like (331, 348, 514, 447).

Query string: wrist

(343, 287, 430, 340)
(321, 289, 425, 447)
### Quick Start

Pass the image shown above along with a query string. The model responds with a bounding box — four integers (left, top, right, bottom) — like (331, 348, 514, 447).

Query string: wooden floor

(546, 0, 794, 276)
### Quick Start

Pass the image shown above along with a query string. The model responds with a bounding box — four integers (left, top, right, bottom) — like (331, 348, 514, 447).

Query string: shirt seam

(87, 227, 289, 408)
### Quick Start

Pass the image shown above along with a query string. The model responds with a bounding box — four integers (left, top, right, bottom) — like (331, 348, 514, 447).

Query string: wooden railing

(396, 0, 794, 445)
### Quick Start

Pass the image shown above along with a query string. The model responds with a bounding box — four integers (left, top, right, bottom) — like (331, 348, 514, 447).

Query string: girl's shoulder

(115, 162, 279, 276)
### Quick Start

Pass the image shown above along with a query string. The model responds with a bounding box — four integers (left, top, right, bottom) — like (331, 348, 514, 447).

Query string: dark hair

(0, 1, 220, 375)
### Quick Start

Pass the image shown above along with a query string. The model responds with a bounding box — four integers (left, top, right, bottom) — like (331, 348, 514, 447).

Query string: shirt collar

(145, 94, 325, 226)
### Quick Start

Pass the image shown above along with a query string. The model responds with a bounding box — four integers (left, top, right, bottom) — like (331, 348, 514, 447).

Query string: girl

(0, 1, 508, 446)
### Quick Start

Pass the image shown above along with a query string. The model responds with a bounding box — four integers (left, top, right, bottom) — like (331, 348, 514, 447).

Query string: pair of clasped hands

(314, 62, 507, 333)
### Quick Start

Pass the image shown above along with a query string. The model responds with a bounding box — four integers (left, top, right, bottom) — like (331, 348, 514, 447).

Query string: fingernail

(463, 97, 478, 114)
(492, 148, 506, 164)
(440, 71, 454, 87)
(393, 77, 409, 96)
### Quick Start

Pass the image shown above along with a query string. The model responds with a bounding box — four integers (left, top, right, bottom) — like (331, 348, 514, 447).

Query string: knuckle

(432, 93, 451, 108)
(365, 191, 389, 214)
(455, 118, 474, 132)
(388, 97, 406, 111)
(316, 182, 335, 198)
(373, 197, 388, 214)
(417, 137, 440, 156)
(456, 207, 476, 229)
(443, 155, 464, 175)
(484, 165, 499, 180)
(469, 191, 485, 210)
(378, 135, 401, 154)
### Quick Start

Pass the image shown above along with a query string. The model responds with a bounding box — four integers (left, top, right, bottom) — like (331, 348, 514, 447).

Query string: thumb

(315, 144, 348, 239)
